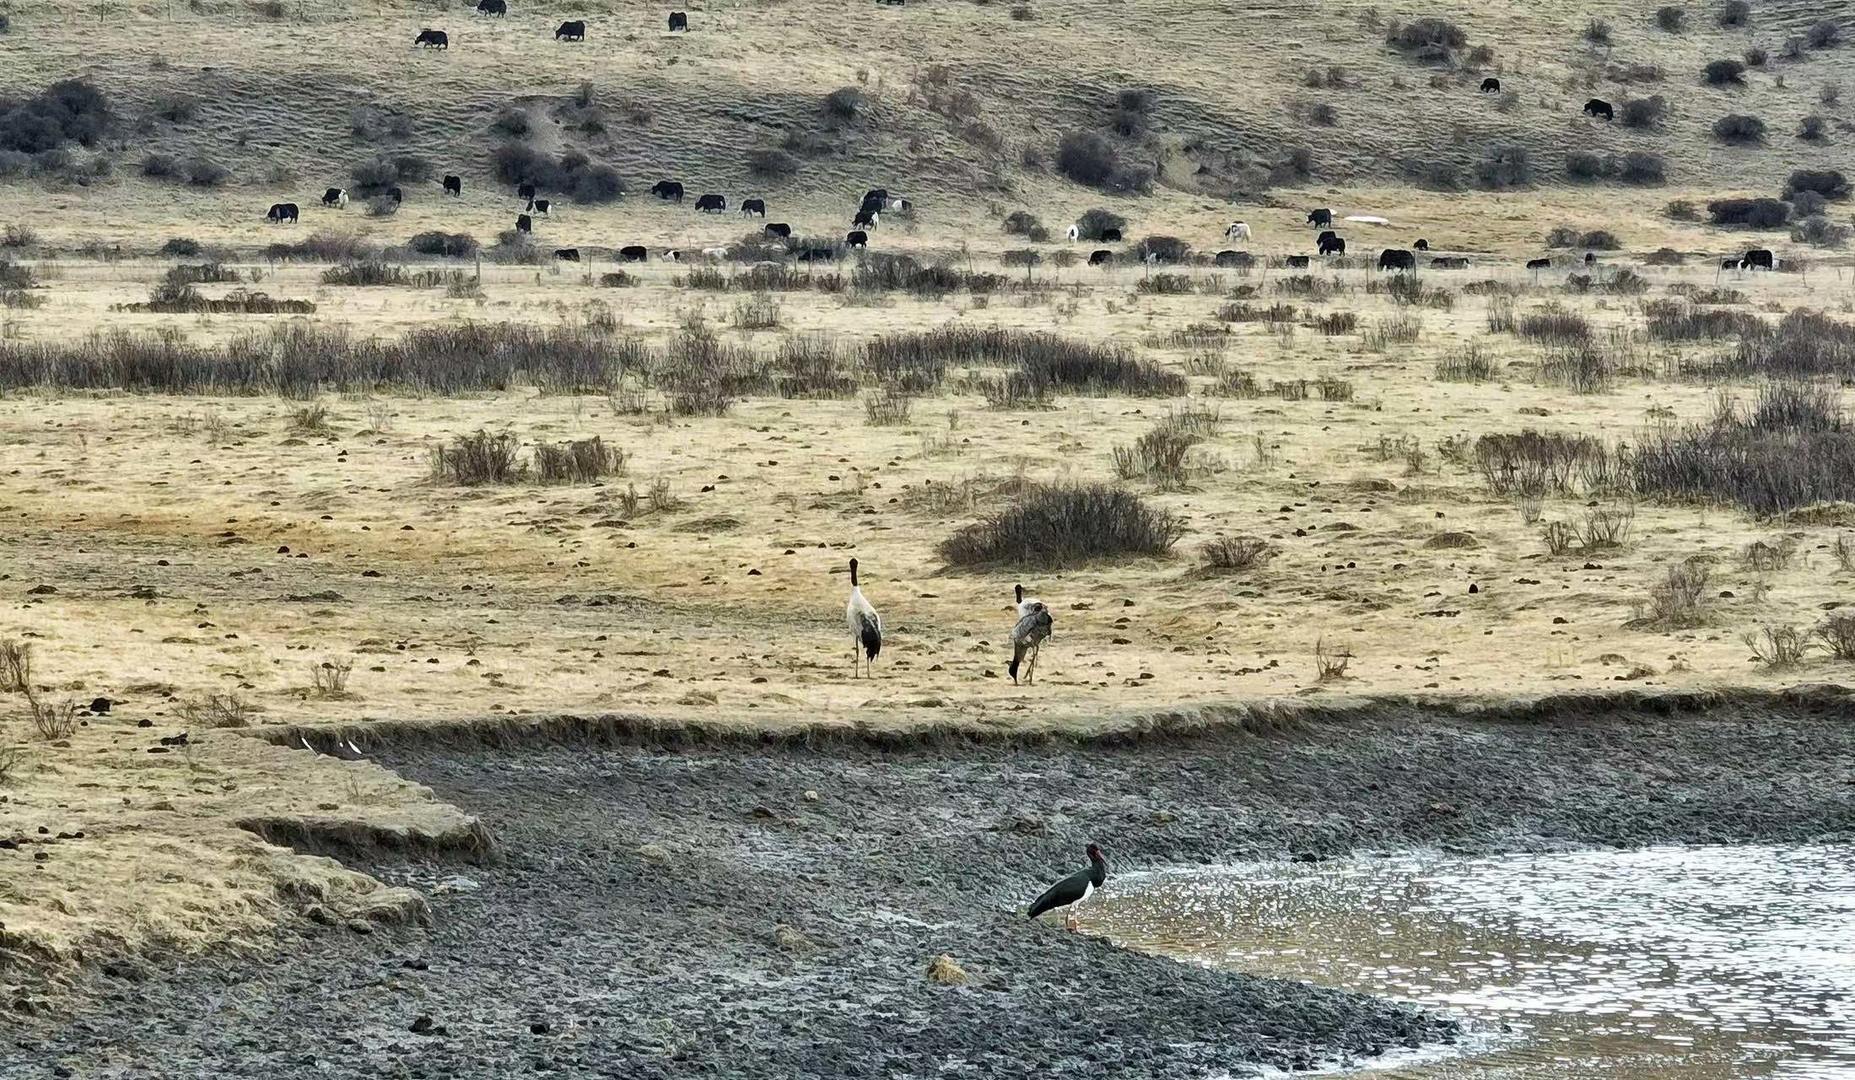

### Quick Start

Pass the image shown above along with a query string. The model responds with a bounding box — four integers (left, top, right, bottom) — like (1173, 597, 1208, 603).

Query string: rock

(926, 954, 968, 985)
(346, 919, 375, 935)
(773, 924, 821, 956)
(25, 584, 56, 595)
(637, 843, 671, 864)
(529, 1021, 551, 1035)
(1423, 532, 1477, 550)
(304, 904, 336, 926)
(410, 1015, 436, 1034)
(88, 697, 111, 714)
(802, 790, 819, 802)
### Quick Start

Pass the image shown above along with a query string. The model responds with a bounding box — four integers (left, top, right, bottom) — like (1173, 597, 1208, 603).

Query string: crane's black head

(1015, 583, 1023, 604)
(849, 557, 859, 584)
(1086, 843, 1104, 863)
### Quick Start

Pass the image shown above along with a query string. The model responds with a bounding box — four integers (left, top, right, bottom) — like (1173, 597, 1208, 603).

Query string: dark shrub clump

(1784, 169, 1850, 200)
(1708, 196, 1790, 227)
(1621, 95, 1668, 129)
(1718, 0, 1750, 27)
(938, 483, 1185, 569)
(1713, 113, 1766, 143)
(0, 79, 112, 155)
(406, 231, 480, 259)
(1656, 5, 1686, 31)
(1703, 58, 1747, 84)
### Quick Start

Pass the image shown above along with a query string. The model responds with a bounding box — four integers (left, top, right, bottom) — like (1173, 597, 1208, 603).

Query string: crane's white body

(846, 559, 883, 678)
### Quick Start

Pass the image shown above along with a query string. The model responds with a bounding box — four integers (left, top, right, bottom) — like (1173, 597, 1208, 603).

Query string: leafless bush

(1113, 421, 1200, 490)
(1646, 558, 1711, 627)
(309, 658, 353, 696)
(1815, 613, 1855, 660)
(1744, 625, 1807, 667)
(176, 692, 251, 728)
(431, 430, 525, 485)
(1201, 536, 1273, 573)
(1314, 636, 1353, 681)
(1578, 505, 1636, 549)
(938, 483, 1184, 568)
(1435, 342, 1496, 381)
(535, 436, 626, 482)
(27, 694, 78, 740)
(1741, 536, 1799, 572)
(0, 639, 30, 693)
(863, 387, 915, 425)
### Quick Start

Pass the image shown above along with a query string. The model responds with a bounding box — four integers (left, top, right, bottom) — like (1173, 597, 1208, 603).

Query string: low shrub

(430, 429, 525, 485)
(405, 231, 479, 259)
(1713, 113, 1766, 144)
(534, 435, 625, 483)
(1200, 536, 1273, 573)
(1806, 20, 1842, 49)
(1719, 0, 1750, 27)
(1703, 58, 1746, 84)
(1708, 196, 1788, 227)
(1798, 114, 1827, 141)
(1656, 5, 1686, 31)
(1784, 168, 1850, 200)
(938, 483, 1185, 568)
(1621, 95, 1669, 129)
(1386, 17, 1468, 63)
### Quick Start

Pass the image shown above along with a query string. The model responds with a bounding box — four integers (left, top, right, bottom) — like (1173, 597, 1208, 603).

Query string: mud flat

(10, 693, 1855, 1079)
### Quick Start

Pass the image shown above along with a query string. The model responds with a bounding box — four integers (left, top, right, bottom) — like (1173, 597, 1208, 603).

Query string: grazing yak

(443, 175, 462, 196)
(266, 202, 299, 224)
(518, 182, 537, 200)
(415, 28, 448, 48)
(651, 180, 684, 201)
(669, 11, 687, 31)
(764, 223, 792, 239)
(845, 230, 868, 248)
(695, 193, 727, 213)
(1378, 248, 1416, 271)
(741, 198, 766, 217)
(1285, 255, 1311, 268)
(1318, 235, 1346, 256)
(853, 208, 879, 229)
(1481, 77, 1500, 92)
(1098, 227, 1122, 243)
(1307, 207, 1332, 229)
(1224, 221, 1251, 241)
(527, 198, 551, 216)
(322, 187, 347, 208)
(515, 213, 533, 234)
(1584, 252, 1598, 265)
(1527, 257, 1552, 271)
(1413, 238, 1429, 251)
(1583, 98, 1614, 121)
(476, 0, 506, 14)
(1741, 248, 1775, 271)
(1213, 250, 1253, 268)
(1429, 256, 1470, 269)
(1088, 249, 1113, 266)
(554, 248, 580, 261)
(619, 245, 648, 262)
(555, 19, 585, 40)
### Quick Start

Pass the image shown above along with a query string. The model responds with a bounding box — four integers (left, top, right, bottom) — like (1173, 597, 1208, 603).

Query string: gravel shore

(12, 699, 1855, 1079)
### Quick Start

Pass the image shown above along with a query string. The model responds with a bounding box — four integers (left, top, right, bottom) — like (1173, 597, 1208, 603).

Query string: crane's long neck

(1015, 584, 1023, 605)
(850, 563, 860, 587)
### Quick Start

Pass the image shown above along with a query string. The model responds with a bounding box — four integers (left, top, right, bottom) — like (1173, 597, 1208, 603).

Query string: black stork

(1027, 843, 1107, 929)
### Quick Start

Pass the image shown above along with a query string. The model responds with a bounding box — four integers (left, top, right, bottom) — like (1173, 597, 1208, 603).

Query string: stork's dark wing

(1027, 866, 1091, 919)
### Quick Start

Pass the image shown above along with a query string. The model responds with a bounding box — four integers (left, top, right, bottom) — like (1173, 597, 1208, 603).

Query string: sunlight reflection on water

(1084, 845, 1855, 1078)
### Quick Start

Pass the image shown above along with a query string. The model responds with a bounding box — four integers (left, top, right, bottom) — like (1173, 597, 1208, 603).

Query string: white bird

(335, 736, 365, 761)
(1008, 584, 1054, 686)
(845, 558, 883, 678)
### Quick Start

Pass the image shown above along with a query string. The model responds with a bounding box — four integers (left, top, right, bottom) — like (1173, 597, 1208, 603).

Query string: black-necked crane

(845, 557, 883, 678)
(1008, 584, 1053, 685)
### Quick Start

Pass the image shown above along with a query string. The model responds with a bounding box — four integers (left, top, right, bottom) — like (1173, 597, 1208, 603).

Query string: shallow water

(1084, 845, 1855, 1078)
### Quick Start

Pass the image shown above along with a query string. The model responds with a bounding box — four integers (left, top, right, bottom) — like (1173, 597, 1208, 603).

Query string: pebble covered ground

(12, 700, 1855, 1079)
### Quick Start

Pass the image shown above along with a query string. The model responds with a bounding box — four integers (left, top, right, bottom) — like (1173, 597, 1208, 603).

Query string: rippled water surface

(1083, 845, 1855, 1078)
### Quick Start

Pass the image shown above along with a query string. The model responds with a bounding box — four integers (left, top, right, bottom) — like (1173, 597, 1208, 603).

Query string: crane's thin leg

(851, 644, 859, 679)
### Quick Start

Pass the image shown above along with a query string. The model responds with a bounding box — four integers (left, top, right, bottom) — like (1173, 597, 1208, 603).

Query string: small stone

(410, 1015, 436, 1034)
(926, 954, 968, 985)
(530, 1021, 552, 1035)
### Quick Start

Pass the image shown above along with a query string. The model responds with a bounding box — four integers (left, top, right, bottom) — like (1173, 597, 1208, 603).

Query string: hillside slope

(0, 0, 1849, 247)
